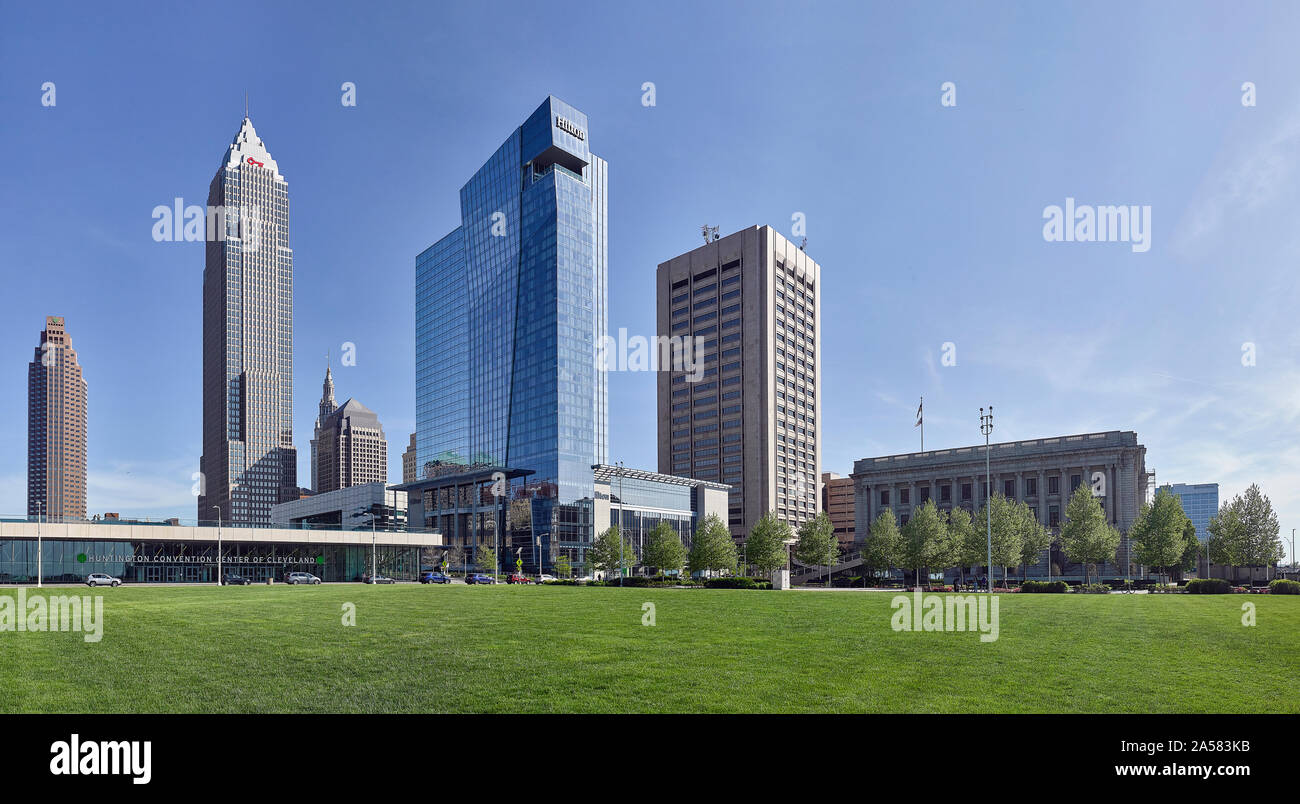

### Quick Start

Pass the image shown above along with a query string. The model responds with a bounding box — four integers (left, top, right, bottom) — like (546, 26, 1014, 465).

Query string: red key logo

(246, 157, 264, 167)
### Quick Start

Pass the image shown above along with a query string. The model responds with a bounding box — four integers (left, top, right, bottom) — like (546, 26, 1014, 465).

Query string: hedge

(1020, 580, 1069, 594)
(1185, 578, 1233, 594)
(1268, 579, 1300, 595)
(705, 577, 772, 590)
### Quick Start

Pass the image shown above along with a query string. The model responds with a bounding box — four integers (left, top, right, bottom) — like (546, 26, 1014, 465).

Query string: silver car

(86, 573, 122, 587)
(285, 572, 321, 585)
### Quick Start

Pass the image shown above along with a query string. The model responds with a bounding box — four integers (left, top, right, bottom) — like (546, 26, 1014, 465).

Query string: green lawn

(1, 585, 1295, 713)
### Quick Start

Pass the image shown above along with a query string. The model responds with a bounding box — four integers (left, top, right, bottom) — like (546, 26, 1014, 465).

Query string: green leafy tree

(946, 506, 978, 585)
(554, 553, 572, 579)
(1016, 503, 1053, 583)
(477, 544, 497, 574)
(688, 514, 739, 575)
(901, 500, 948, 587)
(974, 494, 1026, 585)
(861, 509, 902, 584)
(745, 512, 793, 577)
(643, 520, 687, 576)
(1130, 488, 1192, 581)
(590, 526, 637, 578)
(1178, 519, 1200, 578)
(1060, 484, 1120, 585)
(1208, 484, 1283, 571)
(795, 512, 838, 585)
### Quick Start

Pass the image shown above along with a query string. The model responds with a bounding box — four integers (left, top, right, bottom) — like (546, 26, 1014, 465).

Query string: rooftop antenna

(245, 91, 249, 120)
(701, 225, 719, 245)
(800, 237, 807, 251)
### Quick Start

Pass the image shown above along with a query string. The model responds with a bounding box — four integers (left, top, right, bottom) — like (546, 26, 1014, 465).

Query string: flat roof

(591, 464, 731, 491)
(0, 520, 442, 548)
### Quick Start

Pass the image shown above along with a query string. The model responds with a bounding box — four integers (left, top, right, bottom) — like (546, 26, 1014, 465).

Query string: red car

(506, 574, 535, 585)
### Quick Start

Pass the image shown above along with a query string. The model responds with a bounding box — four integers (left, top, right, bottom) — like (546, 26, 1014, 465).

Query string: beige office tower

(656, 225, 821, 539)
(28, 316, 88, 522)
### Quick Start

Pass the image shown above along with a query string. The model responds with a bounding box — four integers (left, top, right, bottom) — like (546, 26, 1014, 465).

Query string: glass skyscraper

(198, 116, 297, 525)
(415, 97, 608, 563)
(1160, 482, 1219, 543)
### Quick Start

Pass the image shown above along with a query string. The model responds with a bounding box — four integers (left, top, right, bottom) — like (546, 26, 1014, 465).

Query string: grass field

(1, 585, 1296, 713)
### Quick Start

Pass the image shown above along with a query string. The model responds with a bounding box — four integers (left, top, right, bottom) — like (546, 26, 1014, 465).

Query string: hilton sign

(555, 115, 585, 141)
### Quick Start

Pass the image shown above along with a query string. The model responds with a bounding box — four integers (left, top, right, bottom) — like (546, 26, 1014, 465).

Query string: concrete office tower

(402, 433, 417, 484)
(413, 96, 608, 564)
(656, 226, 822, 539)
(198, 116, 296, 525)
(310, 366, 337, 492)
(27, 316, 88, 522)
(312, 371, 389, 493)
(821, 472, 855, 550)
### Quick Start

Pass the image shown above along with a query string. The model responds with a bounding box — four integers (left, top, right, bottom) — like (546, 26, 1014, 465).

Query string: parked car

(506, 574, 535, 584)
(86, 573, 121, 588)
(539, 574, 557, 583)
(420, 572, 451, 584)
(285, 572, 322, 585)
(465, 574, 496, 585)
(223, 573, 253, 586)
(364, 574, 396, 584)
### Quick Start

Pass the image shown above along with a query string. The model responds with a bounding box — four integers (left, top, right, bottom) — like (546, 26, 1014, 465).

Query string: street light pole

(210, 506, 222, 585)
(36, 501, 43, 588)
(618, 461, 625, 586)
(980, 406, 994, 592)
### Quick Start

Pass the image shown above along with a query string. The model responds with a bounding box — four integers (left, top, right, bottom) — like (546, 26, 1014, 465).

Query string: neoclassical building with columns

(851, 431, 1151, 579)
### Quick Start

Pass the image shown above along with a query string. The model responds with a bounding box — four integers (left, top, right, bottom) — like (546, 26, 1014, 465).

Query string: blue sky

(1, 1, 1297, 557)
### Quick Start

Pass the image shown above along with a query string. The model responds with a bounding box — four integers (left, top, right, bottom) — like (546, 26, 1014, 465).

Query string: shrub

(1077, 584, 1111, 594)
(1268, 579, 1300, 595)
(1185, 578, 1233, 594)
(1020, 580, 1069, 594)
(705, 577, 772, 590)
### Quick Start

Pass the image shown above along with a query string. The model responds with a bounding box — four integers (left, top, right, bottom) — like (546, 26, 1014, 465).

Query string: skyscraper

(656, 225, 822, 538)
(1159, 482, 1219, 543)
(198, 116, 296, 525)
(413, 96, 608, 559)
(310, 366, 337, 492)
(311, 367, 388, 493)
(28, 316, 88, 522)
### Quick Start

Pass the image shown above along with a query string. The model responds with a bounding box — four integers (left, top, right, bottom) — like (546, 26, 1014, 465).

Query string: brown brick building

(28, 316, 88, 522)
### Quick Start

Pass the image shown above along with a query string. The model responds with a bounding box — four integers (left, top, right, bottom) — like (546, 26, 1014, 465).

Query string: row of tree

(861, 480, 1284, 584)
(585, 510, 842, 579)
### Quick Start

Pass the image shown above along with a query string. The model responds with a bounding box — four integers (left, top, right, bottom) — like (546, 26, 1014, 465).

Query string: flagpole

(919, 396, 924, 452)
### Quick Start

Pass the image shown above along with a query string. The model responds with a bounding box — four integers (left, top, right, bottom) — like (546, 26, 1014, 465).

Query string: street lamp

(211, 506, 222, 585)
(980, 406, 994, 592)
(617, 461, 625, 586)
(36, 501, 43, 588)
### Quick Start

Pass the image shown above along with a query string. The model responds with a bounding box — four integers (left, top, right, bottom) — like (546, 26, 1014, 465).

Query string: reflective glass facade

(415, 97, 608, 568)
(1161, 483, 1219, 543)
(0, 539, 419, 584)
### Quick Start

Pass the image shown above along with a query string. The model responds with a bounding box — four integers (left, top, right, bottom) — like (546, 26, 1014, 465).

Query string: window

(918, 487, 930, 503)
(1048, 476, 1059, 495)
(879, 490, 890, 506)
(961, 483, 972, 501)
(940, 484, 951, 502)
(1070, 474, 1082, 492)
(1025, 478, 1037, 496)
(1049, 506, 1060, 527)
(900, 488, 910, 505)
(1004, 479, 1015, 498)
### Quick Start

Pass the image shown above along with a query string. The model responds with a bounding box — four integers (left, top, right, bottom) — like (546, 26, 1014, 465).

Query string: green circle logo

(77, 553, 87, 563)
(315, 555, 325, 565)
